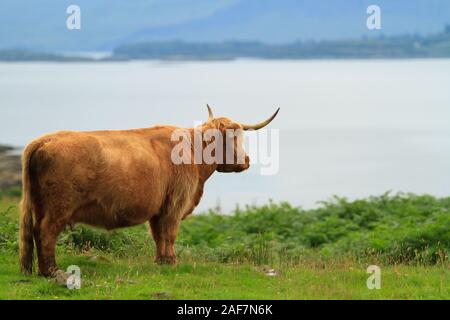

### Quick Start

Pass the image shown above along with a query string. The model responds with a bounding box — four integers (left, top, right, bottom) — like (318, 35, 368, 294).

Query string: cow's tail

(19, 141, 43, 274)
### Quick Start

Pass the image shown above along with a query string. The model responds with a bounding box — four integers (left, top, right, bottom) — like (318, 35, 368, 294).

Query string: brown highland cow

(19, 106, 279, 280)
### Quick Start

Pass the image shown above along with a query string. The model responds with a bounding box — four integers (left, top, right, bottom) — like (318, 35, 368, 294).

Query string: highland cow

(19, 105, 279, 280)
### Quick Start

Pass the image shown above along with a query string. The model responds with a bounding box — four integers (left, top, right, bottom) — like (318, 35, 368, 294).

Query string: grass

(1, 252, 448, 300)
(0, 192, 449, 300)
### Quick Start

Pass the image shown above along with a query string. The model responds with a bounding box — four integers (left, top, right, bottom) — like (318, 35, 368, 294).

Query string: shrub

(0, 192, 448, 265)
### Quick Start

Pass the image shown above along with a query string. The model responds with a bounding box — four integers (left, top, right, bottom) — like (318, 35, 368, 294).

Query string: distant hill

(119, 0, 450, 45)
(1, 0, 450, 52)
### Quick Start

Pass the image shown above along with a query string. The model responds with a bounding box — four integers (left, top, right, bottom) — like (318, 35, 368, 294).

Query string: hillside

(119, 0, 450, 46)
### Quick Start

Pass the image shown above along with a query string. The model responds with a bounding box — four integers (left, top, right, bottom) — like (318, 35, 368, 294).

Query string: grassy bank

(0, 192, 449, 299)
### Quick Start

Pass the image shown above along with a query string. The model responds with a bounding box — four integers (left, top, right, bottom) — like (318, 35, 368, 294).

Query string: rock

(265, 269, 279, 277)
(0, 145, 14, 153)
(258, 266, 281, 277)
(50, 270, 70, 287)
(0, 145, 22, 190)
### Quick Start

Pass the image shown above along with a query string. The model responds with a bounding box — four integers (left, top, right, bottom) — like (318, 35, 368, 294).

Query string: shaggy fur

(19, 116, 255, 276)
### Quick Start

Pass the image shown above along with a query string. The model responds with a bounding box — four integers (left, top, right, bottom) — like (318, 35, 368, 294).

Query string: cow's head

(204, 105, 279, 173)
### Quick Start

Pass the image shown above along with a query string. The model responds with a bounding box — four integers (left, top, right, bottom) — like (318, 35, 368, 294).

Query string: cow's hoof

(155, 256, 177, 266)
(50, 270, 70, 287)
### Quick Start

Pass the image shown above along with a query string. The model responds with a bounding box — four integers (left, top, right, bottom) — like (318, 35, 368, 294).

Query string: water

(1, 59, 449, 212)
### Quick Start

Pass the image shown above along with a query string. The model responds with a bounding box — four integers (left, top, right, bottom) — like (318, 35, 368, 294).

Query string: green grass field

(0, 192, 449, 300)
(1, 252, 448, 300)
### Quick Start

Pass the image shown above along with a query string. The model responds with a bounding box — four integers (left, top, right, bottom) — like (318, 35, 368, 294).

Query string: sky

(1, 0, 449, 52)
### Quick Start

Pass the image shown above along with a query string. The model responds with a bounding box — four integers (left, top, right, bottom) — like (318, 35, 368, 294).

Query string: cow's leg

(149, 215, 166, 264)
(149, 214, 181, 265)
(162, 217, 180, 265)
(34, 214, 67, 278)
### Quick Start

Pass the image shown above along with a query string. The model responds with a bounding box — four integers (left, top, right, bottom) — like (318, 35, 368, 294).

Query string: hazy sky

(1, 0, 449, 51)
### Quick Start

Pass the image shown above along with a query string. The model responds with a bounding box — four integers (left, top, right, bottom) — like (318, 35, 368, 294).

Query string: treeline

(0, 49, 91, 62)
(2, 26, 450, 61)
(113, 26, 450, 60)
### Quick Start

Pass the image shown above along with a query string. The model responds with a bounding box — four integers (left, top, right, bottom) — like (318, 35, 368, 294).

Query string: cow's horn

(207, 104, 214, 121)
(241, 108, 280, 131)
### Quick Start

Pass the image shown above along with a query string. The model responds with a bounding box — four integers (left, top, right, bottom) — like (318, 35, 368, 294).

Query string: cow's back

(27, 127, 192, 229)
